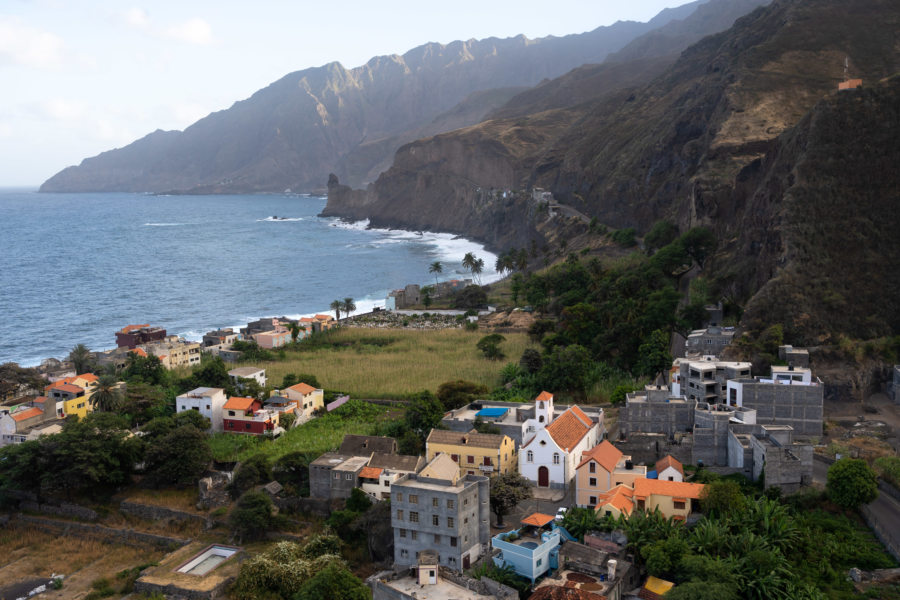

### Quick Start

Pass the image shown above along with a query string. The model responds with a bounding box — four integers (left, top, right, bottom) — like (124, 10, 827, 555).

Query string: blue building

(491, 513, 562, 583)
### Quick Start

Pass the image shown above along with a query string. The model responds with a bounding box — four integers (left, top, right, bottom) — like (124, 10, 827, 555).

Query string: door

(538, 466, 549, 487)
(463, 554, 470, 569)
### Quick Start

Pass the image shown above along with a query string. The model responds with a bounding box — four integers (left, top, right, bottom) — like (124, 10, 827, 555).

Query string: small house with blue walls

(492, 513, 562, 583)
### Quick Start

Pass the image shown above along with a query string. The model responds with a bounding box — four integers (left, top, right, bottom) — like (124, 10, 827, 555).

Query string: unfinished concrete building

(672, 357, 751, 404)
(620, 386, 695, 438)
(726, 367, 823, 436)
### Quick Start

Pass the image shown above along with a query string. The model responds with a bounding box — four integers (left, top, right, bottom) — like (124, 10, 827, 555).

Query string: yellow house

(282, 382, 324, 418)
(425, 429, 517, 478)
(593, 484, 635, 520)
(575, 440, 646, 507)
(633, 478, 706, 521)
(44, 373, 98, 419)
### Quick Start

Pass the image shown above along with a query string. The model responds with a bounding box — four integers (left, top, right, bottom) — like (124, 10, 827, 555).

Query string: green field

(236, 327, 538, 397)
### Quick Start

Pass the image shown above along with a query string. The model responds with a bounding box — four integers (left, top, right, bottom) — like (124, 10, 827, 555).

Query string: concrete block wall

(740, 383, 823, 436)
(619, 399, 695, 437)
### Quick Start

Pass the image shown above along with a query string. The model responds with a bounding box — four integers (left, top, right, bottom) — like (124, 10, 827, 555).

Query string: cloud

(163, 18, 213, 45)
(123, 7, 150, 29)
(0, 16, 64, 69)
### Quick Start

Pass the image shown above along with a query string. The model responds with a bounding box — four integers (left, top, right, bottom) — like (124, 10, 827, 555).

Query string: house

(263, 395, 300, 424)
(282, 382, 324, 418)
(202, 328, 239, 348)
(228, 367, 267, 388)
(725, 366, 823, 435)
(684, 326, 736, 357)
(367, 559, 517, 600)
(222, 396, 278, 435)
(492, 513, 561, 583)
(539, 543, 639, 600)
(252, 329, 291, 349)
(426, 429, 517, 478)
(520, 403, 601, 489)
(313, 314, 337, 331)
(175, 387, 227, 433)
(309, 453, 371, 499)
(0, 405, 50, 446)
(116, 324, 166, 349)
(44, 377, 94, 419)
(575, 441, 646, 507)
(340, 434, 398, 455)
(139, 336, 202, 369)
(392, 453, 491, 572)
(672, 357, 752, 404)
(360, 453, 426, 500)
(655, 455, 684, 482)
(593, 485, 636, 521)
(240, 317, 283, 339)
(632, 478, 705, 521)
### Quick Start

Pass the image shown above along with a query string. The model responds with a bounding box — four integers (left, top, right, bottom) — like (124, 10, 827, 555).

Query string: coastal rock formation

(39, 4, 705, 194)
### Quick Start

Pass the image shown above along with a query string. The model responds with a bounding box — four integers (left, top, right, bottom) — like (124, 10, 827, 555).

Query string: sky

(1, 0, 694, 187)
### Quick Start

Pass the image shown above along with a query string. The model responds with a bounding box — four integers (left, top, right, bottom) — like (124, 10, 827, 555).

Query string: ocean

(0, 190, 499, 367)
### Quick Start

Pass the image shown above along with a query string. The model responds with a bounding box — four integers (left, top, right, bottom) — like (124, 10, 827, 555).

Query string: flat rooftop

(380, 576, 489, 599)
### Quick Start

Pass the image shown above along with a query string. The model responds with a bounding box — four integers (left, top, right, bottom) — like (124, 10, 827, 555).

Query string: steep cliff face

(40, 12, 693, 194)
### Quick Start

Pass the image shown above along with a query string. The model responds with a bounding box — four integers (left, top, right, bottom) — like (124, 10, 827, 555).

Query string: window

(674, 501, 686, 509)
(553, 453, 560, 465)
(333, 472, 340, 480)
(228, 410, 235, 416)
(447, 517, 454, 528)
(245, 423, 251, 430)
(433, 498, 439, 507)
(400, 549, 408, 558)
(589, 496, 597, 505)
(434, 534, 441, 543)
(345, 473, 352, 480)
(637, 499, 645, 510)
(180, 405, 186, 411)
(409, 494, 418, 504)
(450, 537, 457, 547)
(464, 498, 468, 505)
(526, 451, 533, 462)
(206, 404, 210, 410)
(384, 480, 389, 486)
(449, 557, 456, 564)
(483, 456, 492, 466)
(451, 454, 459, 462)
(397, 510, 404, 520)
(396, 492, 403, 502)
(411, 530, 417, 540)
(399, 529, 406, 538)
(432, 515, 439, 526)
(589, 477, 597, 487)
(467, 455, 475, 464)
(589, 462, 596, 473)
(537, 558, 542, 567)
(410, 512, 419, 523)
(447, 499, 454, 509)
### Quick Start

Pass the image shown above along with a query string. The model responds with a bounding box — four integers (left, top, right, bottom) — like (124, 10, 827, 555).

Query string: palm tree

(91, 373, 122, 412)
(471, 258, 484, 285)
(69, 343, 93, 374)
(341, 297, 356, 318)
(428, 261, 443, 288)
(330, 299, 342, 321)
(462, 252, 477, 279)
(287, 322, 304, 343)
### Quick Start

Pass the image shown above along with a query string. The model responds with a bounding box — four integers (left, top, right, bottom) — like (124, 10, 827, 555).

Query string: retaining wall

(14, 515, 189, 549)
(119, 501, 212, 529)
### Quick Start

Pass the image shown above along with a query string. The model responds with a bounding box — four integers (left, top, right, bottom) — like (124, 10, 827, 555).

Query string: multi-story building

(726, 366, 823, 436)
(202, 328, 239, 348)
(116, 324, 166, 349)
(684, 326, 736, 357)
(392, 453, 490, 572)
(282, 382, 324, 418)
(43, 373, 98, 419)
(140, 336, 202, 369)
(575, 441, 646, 507)
(228, 367, 267, 388)
(222, 396, 279, 435)
(519, 402, 603, 489)
(175, 387, 227, 432)
(425, 429, 517, 478)
(252, 329, 292, 349)
(672, 357, 751, 404)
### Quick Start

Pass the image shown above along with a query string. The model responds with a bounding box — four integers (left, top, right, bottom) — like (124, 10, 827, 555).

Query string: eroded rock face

(197, 472, 231, 510)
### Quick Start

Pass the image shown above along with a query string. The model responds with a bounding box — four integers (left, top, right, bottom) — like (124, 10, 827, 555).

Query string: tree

(680, 227, 717, 268)
(561, 507, 601, 542)
(68, 343, 94, 374)
(123, 352, 167, 386)
(510, 273, 523, 304)
(462, 252, 478, 279)
(700, 480, 747, 517)
(229, 489, 274, 541)
(472, 257, 485, 285)
(330, 299, 342, 321)
(295, 562, 370, 600)
(429, 260, 443, 287)
(422, 285, 433, 308)
(231, 454, 272, 497)
(120, 382, 169, 426)
(282, 373, 320, 390)
(610, 384, 638, 405)
(345, 487, 373, 513)
(91, 373, 122, 412)
(437, 380, 488, 411)
(143, 424, 212, 487)
(644, 220, 679, 254)
(288, 321, 305, 343)
(519, 348, 543, 374)
(273, 451, 314, 496)
(476, 333, 506, 360)
(405, 391, 444, 438)
(636, 329, 673, 378)
(827, 458, 878, 510)
(453, 285, 487, 309)
(536, 344, 598, 399)
(490, 471, 531, 527)
(342, 297, 357, 318)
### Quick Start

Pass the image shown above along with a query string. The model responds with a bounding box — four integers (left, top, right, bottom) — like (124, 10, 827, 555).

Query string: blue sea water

(0, 190, 498, 366)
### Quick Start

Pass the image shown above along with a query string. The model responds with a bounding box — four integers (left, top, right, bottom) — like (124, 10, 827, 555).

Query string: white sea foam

(143, 222, 190, 227)
(256, 216, 304, 222)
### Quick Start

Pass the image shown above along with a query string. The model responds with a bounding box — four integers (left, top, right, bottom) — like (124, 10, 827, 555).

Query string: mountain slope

(39, 8, 702, 194)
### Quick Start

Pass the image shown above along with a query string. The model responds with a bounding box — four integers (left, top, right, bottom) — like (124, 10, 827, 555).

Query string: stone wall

(615, 432, 693, 466)
(133, 578, 234, 600)
(14, 515, 189, 549)
(739, 382, 823, 436)
(274, 495, 332, 517)
(3, 490, 100, 521)
(119, 501, 211, 529)
(619, 398, 695, 437)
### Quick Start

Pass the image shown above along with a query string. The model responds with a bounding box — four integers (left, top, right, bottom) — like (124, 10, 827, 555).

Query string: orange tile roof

(535, 391, 553, 403)
(359, 466, 383, 480)
(77, 373, 99, 383)
(521, 512, 556, 527)
(314, 314, 333, 321)
(577, 440, 622, 472)
(119, 324, 150, 333)
(131, 348, 148, 357)
(655, 455, 683, 475)
(224, 396, 256, 411)
(33, 396, 48, 404)
(633, 478, 705, 500)
(50, 383, 83, 394)
(595, 484, 635, 515)
(287, 382, 316, 395)
(545, 406, 594, 451)
(45, 376, 76, 391)
(12, 407, 43, 422)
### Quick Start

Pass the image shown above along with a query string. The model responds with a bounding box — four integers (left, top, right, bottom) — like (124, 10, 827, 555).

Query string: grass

(208, 400, 395, 462)
(235, 328, 539, 398)
(119, 487, 200, 513)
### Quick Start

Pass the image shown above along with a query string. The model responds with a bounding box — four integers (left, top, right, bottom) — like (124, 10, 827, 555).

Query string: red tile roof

(535, 391, 554, 403)
(12, 407, 43, 422)
(45, 376, 75, 390)
(119, 324, 150, 333)
(131, 348, 148, 357)
(655, 455, 683, 476)
(577, 440, 623, 472)
(50, 383, 83, 394)
(359, 466, 383, 480)
(314, 314, 333, 321)
(287, 382, 316, 395)
(224, 396, 256, 411)
(633, 478, 705, 500)
(545, 406, 594, 451)
(521, 512, 556, 527)
(78, 373, 99, 383)
(594, 484, 635, 515)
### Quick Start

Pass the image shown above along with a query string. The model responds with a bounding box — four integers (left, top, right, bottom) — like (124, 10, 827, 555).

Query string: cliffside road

(550, 203, 590, 223)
